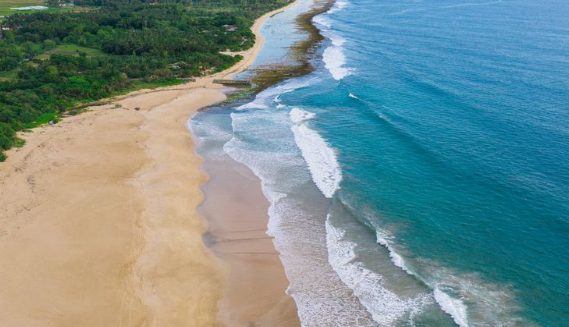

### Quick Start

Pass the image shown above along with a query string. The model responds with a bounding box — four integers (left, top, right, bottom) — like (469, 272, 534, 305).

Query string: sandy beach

(0, 2, 300, 327)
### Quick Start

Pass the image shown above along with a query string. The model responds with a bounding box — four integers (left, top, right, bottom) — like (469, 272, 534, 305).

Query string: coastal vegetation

(0, 0, 289, 161)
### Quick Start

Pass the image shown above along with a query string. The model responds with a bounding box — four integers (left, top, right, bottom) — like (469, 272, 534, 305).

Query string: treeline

(0, 0, 288, 161)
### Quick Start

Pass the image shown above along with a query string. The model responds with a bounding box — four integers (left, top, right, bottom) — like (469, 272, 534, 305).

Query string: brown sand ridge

(0, 1, 301, 327)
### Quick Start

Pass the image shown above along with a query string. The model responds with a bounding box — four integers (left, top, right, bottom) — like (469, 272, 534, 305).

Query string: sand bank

(0, 1, 300, 326)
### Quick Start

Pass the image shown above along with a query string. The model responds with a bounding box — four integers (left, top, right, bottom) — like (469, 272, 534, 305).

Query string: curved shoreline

(0, 2, 301, 327)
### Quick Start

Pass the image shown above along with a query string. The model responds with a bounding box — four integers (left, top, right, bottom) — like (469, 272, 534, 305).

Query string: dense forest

(0, 0, 288, 161)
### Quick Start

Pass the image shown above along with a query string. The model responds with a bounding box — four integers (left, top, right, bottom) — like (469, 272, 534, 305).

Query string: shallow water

(192, 0, 569, 325)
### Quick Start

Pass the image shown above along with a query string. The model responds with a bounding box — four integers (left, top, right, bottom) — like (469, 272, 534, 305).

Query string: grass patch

(23, 112, 59, 129)
(55, 44, 105, 56)
(36, 44, 106, 60)
(14, 137, 25, 148)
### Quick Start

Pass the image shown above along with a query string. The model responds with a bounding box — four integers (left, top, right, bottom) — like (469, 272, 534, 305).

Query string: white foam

(376, 229, 414, 274)
(375, 228, 496, 327)
(314, 0, 352, 81)
(223, 105, 379, 327)
(326, 217, 431, 325)
(187, 116, 231, 140)
(290, 111, 342, 198)
(323, 36, 352, 80)
(425, 265, 522, 327)
(187, 111, 235, 160)
(237, 78, 314, 110)
(330, 35, 346, 46)
(328, 0, 349, 14)
(376, 226, 523, 327)
(349, 92, 360, 99)
(434, 288, 469, 327)
(377, 229, 519, 327)
(313, 14, 332, 28)
(289, 108, 316, 123)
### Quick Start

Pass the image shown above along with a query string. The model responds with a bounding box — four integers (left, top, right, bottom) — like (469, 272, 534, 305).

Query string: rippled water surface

(193, 0, 569, 325)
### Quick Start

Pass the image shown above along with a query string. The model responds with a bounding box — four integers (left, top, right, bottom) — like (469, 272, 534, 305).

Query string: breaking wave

(326, 216, 433, 325)
(290, 109, 342, 198)
(313, 0, 352, 81)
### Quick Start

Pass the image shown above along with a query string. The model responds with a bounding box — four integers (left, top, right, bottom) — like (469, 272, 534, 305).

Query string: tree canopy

(0, 0, 289, 160)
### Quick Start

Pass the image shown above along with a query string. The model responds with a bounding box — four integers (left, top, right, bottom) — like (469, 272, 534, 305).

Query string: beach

(0, 2, 300, 326)
(2, 0, 564, 324)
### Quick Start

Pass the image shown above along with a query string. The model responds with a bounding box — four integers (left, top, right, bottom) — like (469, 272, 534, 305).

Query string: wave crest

(326, 216, 432, 325)
(290, 109, 342, 198)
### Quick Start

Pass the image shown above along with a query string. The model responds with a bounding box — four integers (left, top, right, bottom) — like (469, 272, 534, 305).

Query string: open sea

(191, 0, 569, 325)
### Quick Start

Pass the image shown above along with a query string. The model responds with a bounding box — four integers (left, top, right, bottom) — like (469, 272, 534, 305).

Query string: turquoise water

(192, 0, 569, 326)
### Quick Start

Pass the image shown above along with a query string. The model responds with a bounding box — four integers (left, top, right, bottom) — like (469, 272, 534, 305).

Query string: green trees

(0, 123, 16, 161)
(0, 0, 288, 160)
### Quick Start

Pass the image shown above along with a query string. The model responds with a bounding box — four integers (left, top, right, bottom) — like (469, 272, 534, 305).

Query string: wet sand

(0, 1, 301, 326)
(199, 157, 300, 327)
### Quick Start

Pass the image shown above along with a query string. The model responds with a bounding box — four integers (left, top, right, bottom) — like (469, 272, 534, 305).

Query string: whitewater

(191, 0, 569, 325)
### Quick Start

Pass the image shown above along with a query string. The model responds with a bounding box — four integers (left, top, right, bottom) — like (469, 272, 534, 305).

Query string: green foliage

(23, 112, 59, 129)
(0, 0, 288, 160)
(14, 137, 25, 148)
(0, 122, 16, 150)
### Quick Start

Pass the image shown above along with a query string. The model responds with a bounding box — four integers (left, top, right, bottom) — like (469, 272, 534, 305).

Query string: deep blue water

(192, 0, 569, 326)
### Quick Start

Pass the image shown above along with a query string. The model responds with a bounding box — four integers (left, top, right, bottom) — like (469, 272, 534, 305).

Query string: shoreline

(192, 1, 335, 325)
(0, 1, 301, 326)
(197, 156, 300, 327)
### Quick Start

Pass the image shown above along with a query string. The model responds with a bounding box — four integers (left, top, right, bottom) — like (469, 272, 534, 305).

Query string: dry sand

(0, 1, 300, 326)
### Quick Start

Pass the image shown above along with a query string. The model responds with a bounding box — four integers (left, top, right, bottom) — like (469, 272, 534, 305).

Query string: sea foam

(375, 228, 474, 327)
(328, 0, 349, 14)
(349, 92, 360, 99)
(374, 225, 523, 327)
(290, 107, 316, 123)
(222, 100, 379, 327)
(376, 229, 414, 275)
(315, 4, 352, 81)
(326, 216, 432, 325)
(434, 288, 469, 327)
(312, 0, 352, 81)
(290, 109, 342, 198)
(313, 15, 332, 28)
(322, 35, 352, 80)
(237, 78, 314, 110)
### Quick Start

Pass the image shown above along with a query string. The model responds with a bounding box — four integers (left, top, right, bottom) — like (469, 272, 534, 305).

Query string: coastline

(0, 2, 300, 326)
(198, 157, 300, 327)
(194, 0, 335, 324)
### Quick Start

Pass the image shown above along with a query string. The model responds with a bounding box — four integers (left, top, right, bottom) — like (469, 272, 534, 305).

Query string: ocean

(191, 0, 569, 326)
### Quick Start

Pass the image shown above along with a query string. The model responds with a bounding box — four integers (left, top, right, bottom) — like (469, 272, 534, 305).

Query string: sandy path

(0, 1, 300, 326)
